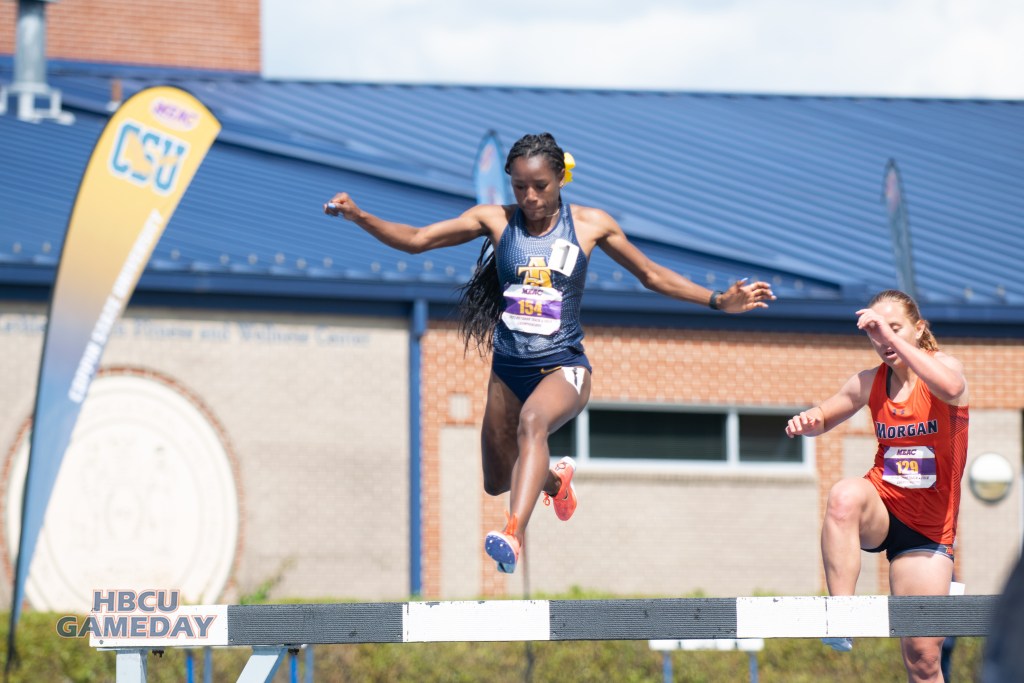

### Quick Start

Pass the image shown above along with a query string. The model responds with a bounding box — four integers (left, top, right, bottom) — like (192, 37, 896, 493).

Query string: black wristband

(708, 290, 724, 310)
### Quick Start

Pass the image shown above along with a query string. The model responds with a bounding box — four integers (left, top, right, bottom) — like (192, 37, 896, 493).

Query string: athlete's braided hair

(456, 240, 502, 355)
(504, 132, 566, 178)
(868, 289, 940, 351)
(456, 133, 566, 355)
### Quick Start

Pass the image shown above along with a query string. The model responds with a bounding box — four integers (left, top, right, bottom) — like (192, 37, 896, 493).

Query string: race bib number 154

(501, 284, 562, 336)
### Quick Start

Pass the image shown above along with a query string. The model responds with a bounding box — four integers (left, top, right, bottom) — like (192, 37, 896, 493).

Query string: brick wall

(2, 302, 1018, 605)
(423, 322, 1024, 598)
(0, 0, 259, 72)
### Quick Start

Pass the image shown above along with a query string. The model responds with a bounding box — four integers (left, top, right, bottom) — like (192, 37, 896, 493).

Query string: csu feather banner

(6, 86, 220, 661)
(881, 159, 918, 300)
(473, 130, 512, 206)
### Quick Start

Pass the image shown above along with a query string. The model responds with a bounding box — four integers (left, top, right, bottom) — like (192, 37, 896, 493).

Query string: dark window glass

(548, 417, 576, 459)
(739, 413, 802, 462)
(589, 410, 726, 461)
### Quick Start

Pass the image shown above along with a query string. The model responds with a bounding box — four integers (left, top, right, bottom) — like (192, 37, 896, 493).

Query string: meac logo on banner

(151, 98, 201, 131)
(108, 119, 191, 195)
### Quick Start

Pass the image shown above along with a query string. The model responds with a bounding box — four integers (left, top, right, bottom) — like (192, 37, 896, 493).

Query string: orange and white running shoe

(542, 456, 577, 521)
(485, 512, 521, 574)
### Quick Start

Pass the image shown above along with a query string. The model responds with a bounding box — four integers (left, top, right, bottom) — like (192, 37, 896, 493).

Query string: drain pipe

(408, 299, 428, 597)
(1, 0, 74, 123)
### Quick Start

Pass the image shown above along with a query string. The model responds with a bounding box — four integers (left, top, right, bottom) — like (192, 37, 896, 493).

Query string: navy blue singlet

(492, 201, 588, 359)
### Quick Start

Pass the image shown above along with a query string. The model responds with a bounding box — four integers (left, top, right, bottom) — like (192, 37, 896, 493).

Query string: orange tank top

(864, 363, 969, 545)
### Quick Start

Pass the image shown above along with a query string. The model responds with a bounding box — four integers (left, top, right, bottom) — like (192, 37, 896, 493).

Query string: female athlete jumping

(327, 133, 775, 573)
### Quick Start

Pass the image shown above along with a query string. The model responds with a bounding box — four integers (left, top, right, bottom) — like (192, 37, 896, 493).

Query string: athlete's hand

(718, 278, 776, 313)
(324, 192, 361, 221)
(785, 410, 821, 438)
(855, 308, 897, 345)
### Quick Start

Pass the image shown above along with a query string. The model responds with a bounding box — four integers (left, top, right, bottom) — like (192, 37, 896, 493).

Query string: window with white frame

(548, 404, 811, 467)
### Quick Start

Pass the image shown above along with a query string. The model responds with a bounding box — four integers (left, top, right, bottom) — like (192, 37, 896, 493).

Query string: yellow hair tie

(563, 151, 575, 184)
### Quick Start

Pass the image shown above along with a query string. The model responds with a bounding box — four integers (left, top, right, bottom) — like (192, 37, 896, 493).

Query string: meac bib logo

(109, 119, 190, 195)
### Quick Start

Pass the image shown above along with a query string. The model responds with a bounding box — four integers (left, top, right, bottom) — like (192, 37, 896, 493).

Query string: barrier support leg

(114, 649, 148, 683)
(236, 646, 286, 683)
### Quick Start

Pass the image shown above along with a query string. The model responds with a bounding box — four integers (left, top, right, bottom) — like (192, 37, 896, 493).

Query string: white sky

(262, 0, 1024, 98)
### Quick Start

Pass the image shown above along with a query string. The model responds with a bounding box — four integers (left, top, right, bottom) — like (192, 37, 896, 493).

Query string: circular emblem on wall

(4, 371, 240, 613)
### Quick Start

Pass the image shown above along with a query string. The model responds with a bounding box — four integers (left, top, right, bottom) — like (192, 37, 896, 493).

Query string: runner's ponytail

(456, 240, 503, 355)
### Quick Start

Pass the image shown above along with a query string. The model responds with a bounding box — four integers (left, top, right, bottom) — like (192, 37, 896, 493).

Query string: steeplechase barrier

(89, 595, 997, 683)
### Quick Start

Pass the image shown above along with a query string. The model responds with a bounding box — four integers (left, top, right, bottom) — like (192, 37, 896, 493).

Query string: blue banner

(881, 159, 918, 299)
(473, 130, 512, 206)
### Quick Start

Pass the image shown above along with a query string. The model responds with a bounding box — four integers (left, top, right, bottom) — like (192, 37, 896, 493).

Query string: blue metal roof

(2, 58, 1023, 333)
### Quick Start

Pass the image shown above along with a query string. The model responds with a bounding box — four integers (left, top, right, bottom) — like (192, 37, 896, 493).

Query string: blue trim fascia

(580, 294, 1024, 335)
(3, 268, 1022, 337)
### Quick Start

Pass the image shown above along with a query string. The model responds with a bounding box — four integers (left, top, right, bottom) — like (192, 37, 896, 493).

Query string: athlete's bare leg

(821, 477, 890, 595)
(480, 373, 524, 496)
(508, 367, 590, 532)
(891, 552, 954, 682)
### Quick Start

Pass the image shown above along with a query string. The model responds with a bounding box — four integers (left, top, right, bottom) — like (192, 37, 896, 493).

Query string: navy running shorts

(491, 348, 592, 403)
(865, 510, 954, 562)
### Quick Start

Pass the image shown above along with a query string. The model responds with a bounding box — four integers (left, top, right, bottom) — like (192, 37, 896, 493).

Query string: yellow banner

(55, 87, 221, 401)
(9, 86, 220, 658)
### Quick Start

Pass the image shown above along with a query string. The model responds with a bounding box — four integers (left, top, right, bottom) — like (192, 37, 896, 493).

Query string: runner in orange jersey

(786, 289, 968, 683)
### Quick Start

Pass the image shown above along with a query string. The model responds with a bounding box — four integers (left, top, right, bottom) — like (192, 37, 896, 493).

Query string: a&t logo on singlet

(517, 257, 552, 287)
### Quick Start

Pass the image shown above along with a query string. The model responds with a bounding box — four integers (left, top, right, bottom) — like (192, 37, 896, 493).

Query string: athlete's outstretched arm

(324, 192, 499, 254)
(786, 369, 875, 438)
(587, 209, 775, 312)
